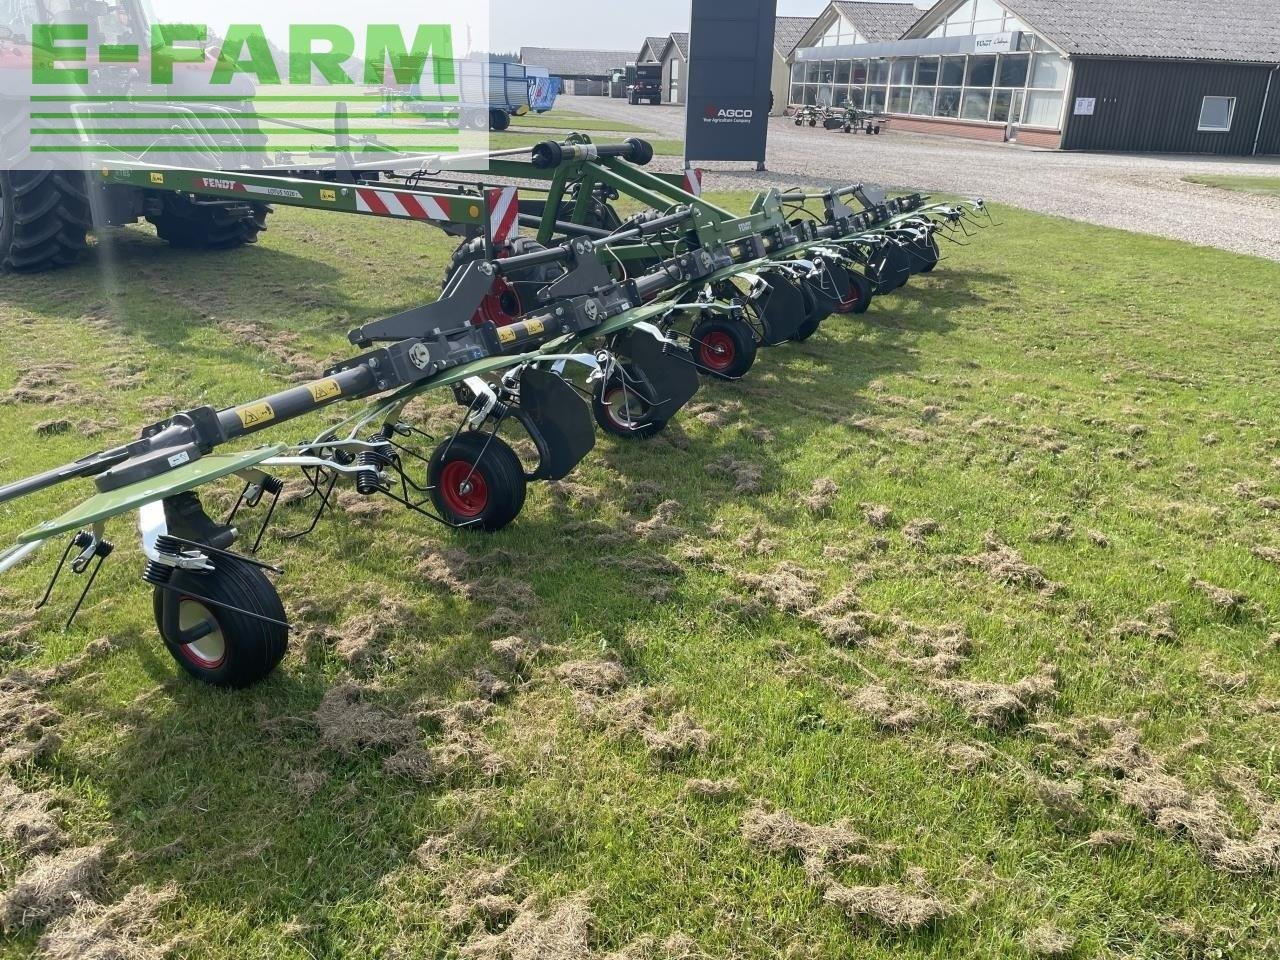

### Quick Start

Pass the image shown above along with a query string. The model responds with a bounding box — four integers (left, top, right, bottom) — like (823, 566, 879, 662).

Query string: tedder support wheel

(148, 197, 270, 250)
(592, 365, 667, 440)
(691, 318, 757, 380)
(0, 170, 91, 272)
(836, 269, 874, 315)
(428, 431, 527, 532)
(153, 554, 288, 689)
(489, 110, 511, 131)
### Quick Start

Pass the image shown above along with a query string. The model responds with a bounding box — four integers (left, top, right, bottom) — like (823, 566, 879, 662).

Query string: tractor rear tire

(0, 170, 91, 272)
(153, 554, 289, 689)
(148, 197, 270, 250)
(490, 110, 512, 132)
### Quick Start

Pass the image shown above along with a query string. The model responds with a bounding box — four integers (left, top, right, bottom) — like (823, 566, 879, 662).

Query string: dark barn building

(790, 0, 1280, 155)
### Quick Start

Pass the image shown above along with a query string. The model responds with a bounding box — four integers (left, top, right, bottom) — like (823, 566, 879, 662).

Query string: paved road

(558, 96, 1280, 262)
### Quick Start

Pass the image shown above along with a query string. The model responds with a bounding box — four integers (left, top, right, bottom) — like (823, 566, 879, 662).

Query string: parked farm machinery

(791, 104, 888, 134)
(0, 134, 995, 688)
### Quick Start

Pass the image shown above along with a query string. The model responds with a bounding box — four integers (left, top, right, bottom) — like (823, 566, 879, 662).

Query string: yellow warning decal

(307, 378, 342, 403)
(320, 188, 337, 202)
(235, 402, 276, 429)
(525, 318, 546, 336)
(149, 172, 164, 185)
(497, 326, 517, 344)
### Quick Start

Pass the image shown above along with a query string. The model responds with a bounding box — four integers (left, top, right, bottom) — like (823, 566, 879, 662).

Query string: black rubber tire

(428, 431, 527, 532)
(153, 554, 288, 689)
(0, 170, 91, 272)
(490, 110, 511, 132)
(690, 318, 757, 380)
(836, 269, 874, 315)
(147, 197, 270, 250)
(592, 365, 667, 439)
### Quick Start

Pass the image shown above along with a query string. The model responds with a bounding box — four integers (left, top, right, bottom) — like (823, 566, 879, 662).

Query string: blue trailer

(406, 60, 562, 131)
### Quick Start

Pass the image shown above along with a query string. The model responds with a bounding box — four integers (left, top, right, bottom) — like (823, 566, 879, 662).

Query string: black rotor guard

(509, 367, 596, 482)
(611, 328, 700, 425)
(755, 271, 807, 346)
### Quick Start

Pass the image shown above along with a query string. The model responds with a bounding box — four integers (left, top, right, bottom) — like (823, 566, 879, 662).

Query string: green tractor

(0, 0, 272, 271)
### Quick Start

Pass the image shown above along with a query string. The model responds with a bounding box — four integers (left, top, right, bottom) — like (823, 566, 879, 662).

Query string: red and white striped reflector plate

(487, 187, 520, 246)
(355, 187, 453, 222)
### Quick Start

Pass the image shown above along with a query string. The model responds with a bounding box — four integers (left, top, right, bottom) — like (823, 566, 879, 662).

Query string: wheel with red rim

(691, 318, 756, 380)
(427, 431, 527, 532)
(835, 269, 874, 315)
(591, 365, 667, 439)
(153, 553, 288, 689)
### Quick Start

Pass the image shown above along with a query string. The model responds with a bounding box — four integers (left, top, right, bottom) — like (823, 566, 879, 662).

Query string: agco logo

(704, 105, 754, 124)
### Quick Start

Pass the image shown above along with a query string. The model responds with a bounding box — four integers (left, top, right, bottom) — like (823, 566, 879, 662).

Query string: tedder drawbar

(0, 135, 996, 688)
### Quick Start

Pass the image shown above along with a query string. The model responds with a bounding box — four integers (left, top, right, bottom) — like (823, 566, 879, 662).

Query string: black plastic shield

(515, 368, 596, 482)
(613, 329, 700, 425)
(806, 262, 852, 314)
(756, 272, 807, 345)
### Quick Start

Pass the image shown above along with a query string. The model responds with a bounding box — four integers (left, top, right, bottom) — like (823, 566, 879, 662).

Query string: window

(915, 57, 940, 86)
(966, 56, 996, 87)
(997, 54, 1029, 88)
(1024, 90, 1062, 127)
(848, 86, 865, 109)
(836, 60, 851, 84)
(805, 61, 819, 83)
(910, 88, 937, 116)
(851, 60, 868, 84)
(891, 58, 915, 85)
(868, 59, 890, 85)
(947, 0, 975, 27)
(819, 62, 835, 84)
(791, 62, 806, 85)
(834, 87, 850, 107)
(1198, 96, 1235, 132)
(889, 86, 912, 113)
(935, 88, 963, 117)
(1030, 51, 1067, 88)
(866, 88, 887, 113)
(961, 89, 992, 120)
(940, 56, 966, 86)
(991, 89, 1024, 123)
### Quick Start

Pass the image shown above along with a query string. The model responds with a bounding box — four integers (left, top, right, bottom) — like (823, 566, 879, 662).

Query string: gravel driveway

(557, 95, 1280, 262)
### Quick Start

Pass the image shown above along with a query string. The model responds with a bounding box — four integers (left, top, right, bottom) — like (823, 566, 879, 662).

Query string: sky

(490, 0, 840, 53)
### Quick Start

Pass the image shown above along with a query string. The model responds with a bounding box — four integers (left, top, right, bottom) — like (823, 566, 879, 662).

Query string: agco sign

(703, 105, 755, 124)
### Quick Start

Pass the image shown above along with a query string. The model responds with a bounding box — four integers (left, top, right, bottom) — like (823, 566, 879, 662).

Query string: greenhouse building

(788, 0, 1280, 155)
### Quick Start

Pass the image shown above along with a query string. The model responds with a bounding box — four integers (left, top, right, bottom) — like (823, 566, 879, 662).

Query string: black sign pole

(684, 0, 778, 172)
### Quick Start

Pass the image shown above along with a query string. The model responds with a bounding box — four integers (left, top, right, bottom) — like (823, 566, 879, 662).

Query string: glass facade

(788, 0, 1070, 130)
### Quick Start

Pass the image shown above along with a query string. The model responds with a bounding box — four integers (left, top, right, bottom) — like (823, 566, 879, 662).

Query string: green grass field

(1183, 174, 1280, 198)
(0, 193, 1278, 959)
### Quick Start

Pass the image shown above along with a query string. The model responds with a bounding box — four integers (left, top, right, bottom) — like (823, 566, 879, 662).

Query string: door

(670, 58, 681, 104)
